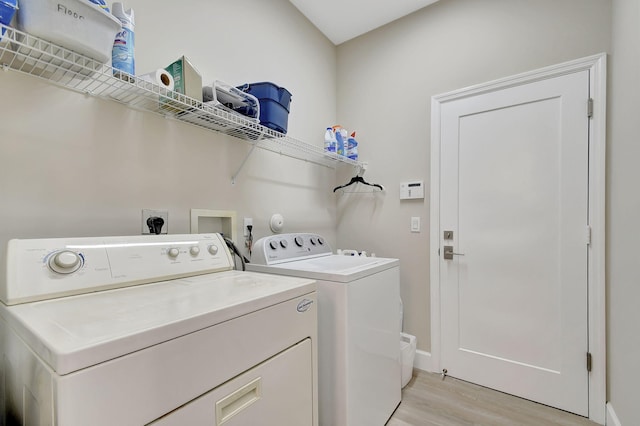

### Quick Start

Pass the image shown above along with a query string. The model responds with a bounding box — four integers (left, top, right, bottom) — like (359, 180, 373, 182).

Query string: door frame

(429, 53, 606, 424)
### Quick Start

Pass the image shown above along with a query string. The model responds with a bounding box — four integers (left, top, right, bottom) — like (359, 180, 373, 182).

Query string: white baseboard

(606, 402, 622, 426)
(413, 349, 433, 372)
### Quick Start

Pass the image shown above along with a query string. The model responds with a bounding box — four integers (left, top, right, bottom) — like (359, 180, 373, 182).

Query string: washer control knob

(168, 248, 180, 258)
(280, 239, 288, 249)
(190, 246, 200, 256)
(269, 241, 278, 250)
(294, 236, 304, 247)
(310, 237, 317, 245)
(318, 237, 325, 245)
(48, 250, 82, 274)
(208, 244, 219, 255)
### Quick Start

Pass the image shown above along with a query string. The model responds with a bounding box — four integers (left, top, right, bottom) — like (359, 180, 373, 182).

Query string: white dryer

(0, 233, 318, 425)
(248, 233, 401, 426)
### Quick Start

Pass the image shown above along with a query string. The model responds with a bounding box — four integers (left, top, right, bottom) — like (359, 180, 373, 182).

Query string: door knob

(443, 245, 465, 260)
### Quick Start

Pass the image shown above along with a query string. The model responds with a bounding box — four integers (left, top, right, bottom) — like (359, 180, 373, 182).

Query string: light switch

(411, 217, 421, 233)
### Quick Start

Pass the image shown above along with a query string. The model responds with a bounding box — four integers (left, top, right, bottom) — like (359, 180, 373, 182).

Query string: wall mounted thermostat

(400, 180, 424, 200)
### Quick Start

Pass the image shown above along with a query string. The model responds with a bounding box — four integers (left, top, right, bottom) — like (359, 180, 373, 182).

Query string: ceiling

(289, 0, 440, 45)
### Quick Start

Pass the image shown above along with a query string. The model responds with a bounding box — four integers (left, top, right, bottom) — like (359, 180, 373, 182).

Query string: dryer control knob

(310, 237, 317, 245)
(168, 248, 180, 258)
(48, 250, 82, 274)
(269, 241, 278, 250)
(280, 239, 288, 249)
(318, 237, 325, 245)
(208, 245, 219, 255)
(190, 246, 200, 256)
(294, 236, 304, 247)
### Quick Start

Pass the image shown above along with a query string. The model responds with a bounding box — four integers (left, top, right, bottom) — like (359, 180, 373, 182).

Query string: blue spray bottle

(334, 126, 346, 156)
(88, 0, 110, 12)
(112, 3, 135, 77)
(347, 132, 359, 161)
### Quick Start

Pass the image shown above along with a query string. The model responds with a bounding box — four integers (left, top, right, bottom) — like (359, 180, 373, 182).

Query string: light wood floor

(387, 370, 599, 426)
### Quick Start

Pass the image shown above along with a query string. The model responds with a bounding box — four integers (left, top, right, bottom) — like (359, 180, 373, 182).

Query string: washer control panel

(251, 233, 332, 265)
(2, 233, 234, 305)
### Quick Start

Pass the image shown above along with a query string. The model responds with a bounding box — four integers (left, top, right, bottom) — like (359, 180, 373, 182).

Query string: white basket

(16, 0, 121, 63)
(203, 80, 260, 122)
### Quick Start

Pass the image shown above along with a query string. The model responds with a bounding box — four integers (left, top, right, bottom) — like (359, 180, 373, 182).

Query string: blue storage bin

(0, 0, 18, 41)
(238, 82, 292, 134)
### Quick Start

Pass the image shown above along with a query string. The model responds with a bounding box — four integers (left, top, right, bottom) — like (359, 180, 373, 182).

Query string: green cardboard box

(165, 56, 203, 103)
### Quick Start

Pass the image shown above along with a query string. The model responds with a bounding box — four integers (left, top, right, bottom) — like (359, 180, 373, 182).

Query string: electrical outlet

(243, 217, 253, 236)
(142, 209, 169, 235)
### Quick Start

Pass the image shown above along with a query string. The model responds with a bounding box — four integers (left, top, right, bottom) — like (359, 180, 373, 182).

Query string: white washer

(247, 233, 401, 426)
(0, 233, 318, 426)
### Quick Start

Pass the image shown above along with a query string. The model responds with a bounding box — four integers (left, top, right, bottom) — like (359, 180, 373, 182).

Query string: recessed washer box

(190, 209, 237, 243)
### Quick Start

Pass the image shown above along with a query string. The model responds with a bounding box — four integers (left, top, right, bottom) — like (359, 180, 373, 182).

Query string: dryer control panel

(251, 233, 332, 265)
(2, 233, 234, 305)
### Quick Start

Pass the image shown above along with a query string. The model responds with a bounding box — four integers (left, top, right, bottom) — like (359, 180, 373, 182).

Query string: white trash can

(400, 332, 417, 388)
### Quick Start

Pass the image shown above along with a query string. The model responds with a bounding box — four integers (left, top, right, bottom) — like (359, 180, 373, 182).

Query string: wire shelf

(0, 24, 362, 170)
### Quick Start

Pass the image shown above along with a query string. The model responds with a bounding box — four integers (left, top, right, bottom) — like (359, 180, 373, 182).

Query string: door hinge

(587, 352, 592, 372)
(587, 98, 594, 118)
(586, 225, 592, 246)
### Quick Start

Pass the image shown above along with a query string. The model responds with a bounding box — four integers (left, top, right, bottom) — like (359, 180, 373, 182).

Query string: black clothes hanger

(333, 175, 384, 193)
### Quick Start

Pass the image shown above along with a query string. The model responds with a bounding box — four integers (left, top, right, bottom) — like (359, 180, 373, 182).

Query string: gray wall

(2, 0, 638, 423)
(336, 0, 611, 356)
(608, 0, 640, 424)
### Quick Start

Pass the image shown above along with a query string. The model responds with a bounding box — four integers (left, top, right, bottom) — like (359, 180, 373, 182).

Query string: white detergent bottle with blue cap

(340, 127, 349, 157)
(111, 3, 135, 76)
(324, 128, 337, 153)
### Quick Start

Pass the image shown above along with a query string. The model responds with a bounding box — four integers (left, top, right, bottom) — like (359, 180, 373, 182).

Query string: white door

(438, 70, 590, 416)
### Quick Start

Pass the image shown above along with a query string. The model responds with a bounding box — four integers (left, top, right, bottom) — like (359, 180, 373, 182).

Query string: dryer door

(149, 339, 313, 426)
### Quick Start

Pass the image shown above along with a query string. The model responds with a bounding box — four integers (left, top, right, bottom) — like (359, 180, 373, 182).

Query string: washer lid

(0, 271, 315, 375)
(247, 254, 399, 283)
